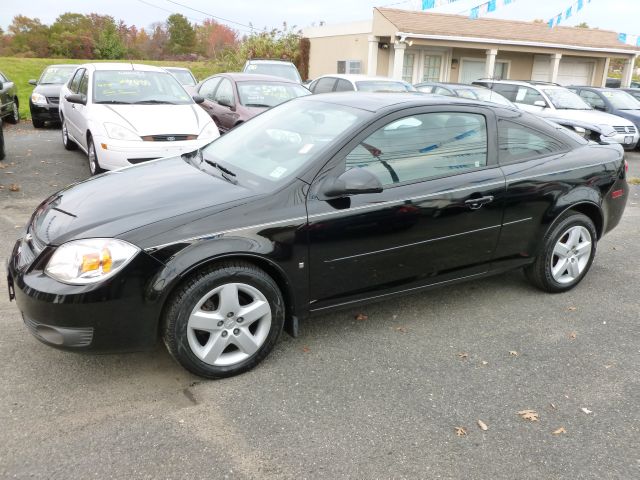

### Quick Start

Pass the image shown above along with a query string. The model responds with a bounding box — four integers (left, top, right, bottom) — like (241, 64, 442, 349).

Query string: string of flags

(547, 0, 592, 28)
(617, 33, 640, 47)
(469, 0, 516, 20)
(420, 0, 464, 9)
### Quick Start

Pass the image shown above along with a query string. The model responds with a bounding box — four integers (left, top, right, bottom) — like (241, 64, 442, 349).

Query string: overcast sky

(1, 0, 638, 35)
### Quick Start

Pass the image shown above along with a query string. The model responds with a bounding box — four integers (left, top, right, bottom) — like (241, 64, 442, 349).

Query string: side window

(344, 112, 488, 186)
(335, 79, 354, 92)
(199, 77, 222, 100)
(68, 68, 84, 93)
(214, 78, 234, 105)
(313, 77, 336, 94)
(579, 91, 606, 109)
(435, 87, 453, 96)
(490, 83, 520, 101)
(513, 87, 546, 107)
(498, 120, 566, 163)
(78, 72, 89, 97)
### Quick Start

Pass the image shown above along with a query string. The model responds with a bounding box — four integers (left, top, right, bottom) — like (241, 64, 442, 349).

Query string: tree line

(0, 12, 307, 74)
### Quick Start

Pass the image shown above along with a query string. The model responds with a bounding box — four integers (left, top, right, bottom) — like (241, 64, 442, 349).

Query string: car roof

(79, 63, 168, 72)
(318, 74, 409, 83)
(164, 67, 192, 72)
(570, 86, 621, 93)
(478, 79, 565, 89)
(245, 59, 296, 65)
(214, 72, 301, 83)
(302, 91, 508, 113)
(45, 64, 80, 68)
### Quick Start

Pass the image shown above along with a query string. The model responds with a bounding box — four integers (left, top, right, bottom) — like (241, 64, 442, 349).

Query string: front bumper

(7, 237, 167, 353)
(608, 131, 639, 150)
(92, 135, 214, 171)
(29, 101, 61, 123)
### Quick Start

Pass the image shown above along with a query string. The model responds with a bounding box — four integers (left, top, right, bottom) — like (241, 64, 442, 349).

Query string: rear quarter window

(498, 119, 568, 163)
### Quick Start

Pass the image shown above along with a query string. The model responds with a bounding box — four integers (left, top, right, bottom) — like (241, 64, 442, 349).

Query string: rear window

(237, 81, 310, 107)
(355, 81, 414, 92)
(245, 63, 301, 83)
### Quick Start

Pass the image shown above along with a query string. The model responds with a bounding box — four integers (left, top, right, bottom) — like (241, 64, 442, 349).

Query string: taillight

(625, 159, 629, 173)
(612, 189, 624, 199)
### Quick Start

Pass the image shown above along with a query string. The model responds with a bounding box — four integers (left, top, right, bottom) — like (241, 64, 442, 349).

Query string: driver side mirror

(217, 96, 235, 109)
(593, 104, 607, 112)
(320, 168, 383, 199)
(65, 93, 86, 105)
(28, 79, 37, 86)
(192, 94, 205, 104)
(533, 100, 547, 108)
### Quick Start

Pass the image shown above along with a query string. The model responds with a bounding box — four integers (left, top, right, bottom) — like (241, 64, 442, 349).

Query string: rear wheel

(7, 100, 19, 124)
(87, 136, 104, 175)
(0, 125, 5, 161)
(61, 118, 77, 150)
(525, 211, 597, 293)
(163, 261, 285, 379)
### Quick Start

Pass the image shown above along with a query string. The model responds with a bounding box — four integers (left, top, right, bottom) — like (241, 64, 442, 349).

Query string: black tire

(32, 118, 45, 128)
(163, 261, 285, 379)
(0, 126, 5, 161)
(7, 100, 19, 124)
(61, 117, 77, 150)
(524, 211, 597, 293)
(87, 135, 104, 175)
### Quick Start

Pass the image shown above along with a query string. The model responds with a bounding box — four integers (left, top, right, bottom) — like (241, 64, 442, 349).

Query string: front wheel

(525, 211, 597, 293)
(163, 262, 285, 379)
(7, 100, 19, 124)
(61, 118, 77, 150)
(87, 136, 104, 175)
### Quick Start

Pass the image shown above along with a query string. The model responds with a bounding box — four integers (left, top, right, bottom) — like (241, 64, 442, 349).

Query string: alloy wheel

(187, 282, 272, 367)
(550, 225, 592, 284)
(62, 122, 69, 146)
(12, 102, 19, 122)
(88, 141, 97, 175)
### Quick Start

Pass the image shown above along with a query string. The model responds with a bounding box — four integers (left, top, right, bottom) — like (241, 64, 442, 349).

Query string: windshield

(542, 88, 591, 110)
(39, 65, 77, 84)
(166, 68, 196, 86)
(245, 63, 301, 83)
(454, 87, 514, 107)
(237, 81, 310, 107)
(602, 90, 640, 110)
(93, 70, 193, 104)
(201, 99, 369, 188)
(355, 81, 415, 92)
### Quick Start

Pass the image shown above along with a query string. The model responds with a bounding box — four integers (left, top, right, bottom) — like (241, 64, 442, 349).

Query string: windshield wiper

(203, 158, 238, 184)
(244, 103, 272, 108)
(133, 100, 177, 105)
(95, 100, 133, 104)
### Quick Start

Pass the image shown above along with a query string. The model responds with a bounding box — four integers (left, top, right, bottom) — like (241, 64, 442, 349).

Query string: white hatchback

(59, 63, 219, 174)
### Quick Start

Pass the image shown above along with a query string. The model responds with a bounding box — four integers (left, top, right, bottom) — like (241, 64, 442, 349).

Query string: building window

(422, 55, 442, 82)
(337, 60, 361, 74)
(402, 53, 415, 83)
(494, 61, 509, 80)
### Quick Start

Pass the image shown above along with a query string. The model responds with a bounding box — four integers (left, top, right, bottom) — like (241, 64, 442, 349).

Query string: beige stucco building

(303, 8, 640, 87)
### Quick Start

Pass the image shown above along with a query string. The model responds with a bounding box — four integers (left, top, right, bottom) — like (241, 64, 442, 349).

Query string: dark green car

(0, 70, 19, 124)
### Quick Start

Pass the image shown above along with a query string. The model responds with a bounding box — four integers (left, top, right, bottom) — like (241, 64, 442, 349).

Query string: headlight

(31, 92, 47, 105)
(198, 121, 219, 140)
(45, 238, 140, 285)
(104, 122, 142, 141)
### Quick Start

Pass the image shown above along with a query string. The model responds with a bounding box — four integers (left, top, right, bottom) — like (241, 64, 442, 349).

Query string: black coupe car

(8, 93, 629, 379)
(28, 64, 79, 128)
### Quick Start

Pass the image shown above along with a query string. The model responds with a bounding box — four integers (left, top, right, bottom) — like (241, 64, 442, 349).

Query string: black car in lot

(8, 93, 629, 379)
(0, 70, 20, 124)
(0, 118, 5, 160)
(28, 64, 79, 128)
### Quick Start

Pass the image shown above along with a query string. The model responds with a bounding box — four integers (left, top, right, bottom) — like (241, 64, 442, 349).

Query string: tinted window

(214, 78, 234, 105)
(345, 112, 488, 186)
(498, 120, 565, 163)
(435, 87, 453, 95)
(579, 90, 606, 109)
(335, 79, 355, 92)
(489, 83, 521, 101)
(313, 78, 336, 94)
(199, 77, 222, 100)
(69, 68, 84, 93)
(78, 71, 89, 97)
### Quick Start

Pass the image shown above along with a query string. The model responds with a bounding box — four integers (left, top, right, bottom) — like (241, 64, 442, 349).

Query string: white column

(392, 41, 406, 80)
(622, 56, 636, 88)
(550, 53, 562, 84)
(367, 35, 379, 76)
(485, 49, 498, 79)
(600, 57, 611, 87)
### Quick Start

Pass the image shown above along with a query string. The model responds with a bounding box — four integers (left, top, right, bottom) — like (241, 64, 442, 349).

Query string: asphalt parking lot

(0, 122, 639, 479)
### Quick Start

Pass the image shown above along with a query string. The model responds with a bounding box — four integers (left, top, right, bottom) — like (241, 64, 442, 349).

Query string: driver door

(306, 106, 506, 311)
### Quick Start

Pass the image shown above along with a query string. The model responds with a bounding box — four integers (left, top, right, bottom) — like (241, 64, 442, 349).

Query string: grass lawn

(0, 57, 224, 121)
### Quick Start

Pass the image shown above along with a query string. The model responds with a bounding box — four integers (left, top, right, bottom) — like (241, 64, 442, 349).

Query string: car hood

(34, 84, 64, 97)
(544, 109, 634, 126)
(31, 155, 258, 246)
(93, 104, 210, 136)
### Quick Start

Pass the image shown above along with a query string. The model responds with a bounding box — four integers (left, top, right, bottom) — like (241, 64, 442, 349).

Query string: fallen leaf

(550, 403, 557, 410)
(509, 351, 519, 357)
(481, 361, 488, 366)
(302, 346, 310, 353)
(569, 331, 577, 340)
(8, 184, 20, 192)
(518, 410, 539, 422)
(477, 419, 488, 431)
(394, 326, 407, 333)
(568, 306, 577, 311)
(457, 352, 468, 359)
(354, 313, 368, 321)
(454, 427, 467, 436)
(0, 163, 6, 169)
(581, 407, 592, 414)
(604, 364, 614, 369)
(552, 427, 566, 435)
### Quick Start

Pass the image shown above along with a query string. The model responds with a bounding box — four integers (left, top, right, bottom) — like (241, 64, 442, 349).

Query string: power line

(164, 0, 258, 31)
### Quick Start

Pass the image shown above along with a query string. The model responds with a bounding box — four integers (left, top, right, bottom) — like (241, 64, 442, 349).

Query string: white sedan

(59, 63, 219, 174)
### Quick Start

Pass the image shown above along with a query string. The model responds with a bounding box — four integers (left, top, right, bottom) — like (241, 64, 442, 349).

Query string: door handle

(71, 104, 76, 109)
(465, 196, 494, 210)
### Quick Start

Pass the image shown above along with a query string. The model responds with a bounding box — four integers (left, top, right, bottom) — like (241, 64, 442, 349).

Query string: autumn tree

(94, 19, 125, 59)
(49, 13, 94, 58)
(7, 15, 50, 57)
(167, 14, 196, 55)
(195, 19, 237, 57)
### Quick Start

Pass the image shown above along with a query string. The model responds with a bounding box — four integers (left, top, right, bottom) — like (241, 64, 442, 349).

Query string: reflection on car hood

(31, 156, 257, 246)
(33, 84, 64, 98)
(545, 108, 635, 126)
(94, 104, 209, 136)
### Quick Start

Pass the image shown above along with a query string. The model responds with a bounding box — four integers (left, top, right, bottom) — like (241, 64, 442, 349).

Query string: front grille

(614, 125, 637, 134)
(47, 96, 59, 104)
(141, 134, 196, 142)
